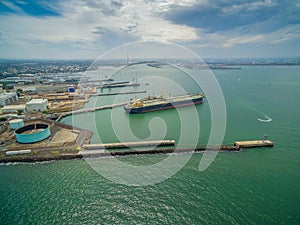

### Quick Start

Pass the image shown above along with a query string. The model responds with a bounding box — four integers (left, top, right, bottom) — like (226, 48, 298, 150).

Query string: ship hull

(124, 97, 203, 114)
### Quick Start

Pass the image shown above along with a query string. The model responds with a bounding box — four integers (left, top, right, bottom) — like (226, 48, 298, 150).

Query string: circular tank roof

(9, 119, 24, 123)
(14, 123, 51, 144)
(15, 123, 49, 134)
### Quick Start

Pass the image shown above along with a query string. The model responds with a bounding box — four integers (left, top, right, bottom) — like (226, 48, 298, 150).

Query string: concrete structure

(35, 85, 68, 94)
(0, 92, 18, 106)
(0, 114, 25, 121)
(15, 123, 51, 143)
(2, 105, 26, 114)
(6, 150, 32, 156)
(83, 140, 176, 149)
(26, 99, 49, 113)
(234, 140, 274, 148)
(9, 119, 24, 129)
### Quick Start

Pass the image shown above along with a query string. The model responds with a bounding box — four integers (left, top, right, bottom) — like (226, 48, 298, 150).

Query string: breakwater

(0, 140, 274, 163)
(89, 90, 147, 96)
(83, 140, 175, 149)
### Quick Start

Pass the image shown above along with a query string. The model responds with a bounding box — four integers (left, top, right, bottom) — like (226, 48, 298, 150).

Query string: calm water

(1, 65, 300, 224)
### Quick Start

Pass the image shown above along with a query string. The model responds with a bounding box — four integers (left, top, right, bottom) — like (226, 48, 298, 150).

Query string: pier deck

(234, 140, 274, 148)
(59, 102, 126, 118)
(90, 90, 147, 96)
(0, 139, 274, 163)
(83, 140, 175, 149)
(97, 82, 140, 89)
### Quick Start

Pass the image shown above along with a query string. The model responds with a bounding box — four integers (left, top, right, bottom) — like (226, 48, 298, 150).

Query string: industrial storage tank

(9, 119, 24, 130)
(14, 123, 51, 144)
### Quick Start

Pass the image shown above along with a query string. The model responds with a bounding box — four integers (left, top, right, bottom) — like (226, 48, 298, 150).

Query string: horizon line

(1, 56, 300, 61)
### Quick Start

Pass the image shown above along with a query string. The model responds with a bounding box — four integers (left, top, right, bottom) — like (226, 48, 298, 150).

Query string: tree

(16, 88, 23, 97)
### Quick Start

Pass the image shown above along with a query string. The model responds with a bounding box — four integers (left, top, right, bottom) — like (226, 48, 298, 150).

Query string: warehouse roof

(26, 98, 48, 105)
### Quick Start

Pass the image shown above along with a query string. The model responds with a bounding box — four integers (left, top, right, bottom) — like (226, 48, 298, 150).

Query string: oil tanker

(124, 93, 204, 114)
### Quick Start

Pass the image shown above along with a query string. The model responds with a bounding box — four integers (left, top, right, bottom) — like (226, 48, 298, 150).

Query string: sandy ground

(51, 129, 78, 143)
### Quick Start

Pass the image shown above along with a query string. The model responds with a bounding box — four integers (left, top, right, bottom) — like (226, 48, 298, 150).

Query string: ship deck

(134, 94, 204, 107)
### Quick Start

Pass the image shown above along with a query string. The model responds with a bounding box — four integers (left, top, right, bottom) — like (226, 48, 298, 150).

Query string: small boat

(258, 116, 272, 123)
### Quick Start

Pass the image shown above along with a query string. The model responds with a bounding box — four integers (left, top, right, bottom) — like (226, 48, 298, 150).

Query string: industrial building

(1, 105, 26, 114)
(35, 85, 68, 94)
(0, 92, 18, 106)
(25, 99, 49, 113)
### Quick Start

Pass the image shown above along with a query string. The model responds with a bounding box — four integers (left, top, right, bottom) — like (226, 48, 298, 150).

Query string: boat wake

(258, 114, 272, 123)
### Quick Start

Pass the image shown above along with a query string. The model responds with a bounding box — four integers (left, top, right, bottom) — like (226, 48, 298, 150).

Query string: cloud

(0, 0, 59, 16)
(164, 0, 300, 33)
(186, 23, 300, 51)
(269, 25, 300, 44)
(0, 0, 299, 58)
(0, 0, 24, 14)
(222, 35, 263, 48)
(0, 0, 199, 47)
(222, 0, 276, 15)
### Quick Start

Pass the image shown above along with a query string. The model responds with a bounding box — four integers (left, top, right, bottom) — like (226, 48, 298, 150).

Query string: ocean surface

(1, 65, 300, 224)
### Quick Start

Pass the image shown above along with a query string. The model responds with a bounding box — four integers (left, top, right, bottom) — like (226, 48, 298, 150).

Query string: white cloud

(189, 23, 300, 50)
(188, 33, 263, 49)
(0, 0, 199, 46)
(0, 0, 299, 58)
(270, 25, 300, 44)
(1, 0, 24, 14)
(222, 0, 276, 14)
(222, 35, 263, 47)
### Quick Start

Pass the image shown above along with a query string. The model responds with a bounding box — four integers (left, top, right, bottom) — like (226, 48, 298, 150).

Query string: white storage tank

(9, 119, 24, 130)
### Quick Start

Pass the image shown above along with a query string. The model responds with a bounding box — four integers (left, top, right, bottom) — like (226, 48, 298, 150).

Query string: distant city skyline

(0, 0, 299, 59)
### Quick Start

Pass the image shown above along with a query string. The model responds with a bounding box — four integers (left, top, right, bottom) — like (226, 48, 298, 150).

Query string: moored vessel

(124, 93, 204, 114)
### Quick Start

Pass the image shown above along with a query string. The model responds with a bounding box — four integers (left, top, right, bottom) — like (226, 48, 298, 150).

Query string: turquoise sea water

(1, 65, 300, 224)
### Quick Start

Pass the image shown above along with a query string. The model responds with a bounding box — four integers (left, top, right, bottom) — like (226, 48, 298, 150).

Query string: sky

(0, 0, 299, 59)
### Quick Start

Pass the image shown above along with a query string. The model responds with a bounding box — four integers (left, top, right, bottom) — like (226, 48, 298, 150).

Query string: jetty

(59, 102, 126, 118)
(55, 102, 127, 122)
(90, 90, 147, 96)
(79, 139, 274, 157)
(83, 139, 274, 151)
(80, 78, 114, 84)
(98, 81, 140, 89)
(234, 140, 274, 148)
(83, 140, 175, 149)
(0, 139, 274, 163)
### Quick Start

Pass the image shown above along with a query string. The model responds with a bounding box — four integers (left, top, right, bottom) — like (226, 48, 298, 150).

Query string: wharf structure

(234, 140, 274, 148)
(90, 90, 147, 96)
(0, 138, 274, 163)
(98, 80, 140, 89)
(82, 139, 274, 151)
(58, 102, 126, 119)
(83, 140, 175, 149)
